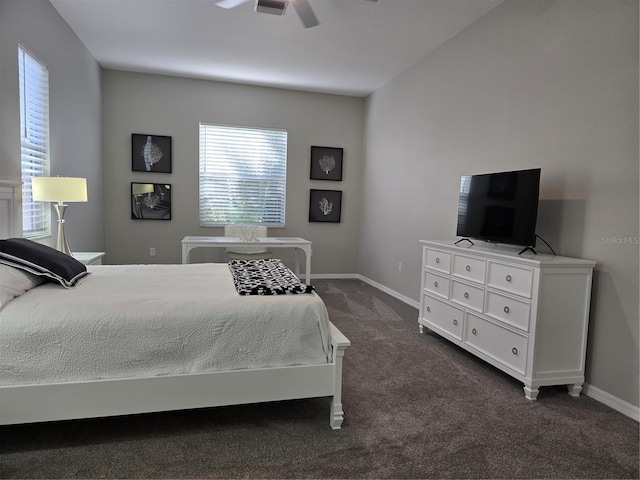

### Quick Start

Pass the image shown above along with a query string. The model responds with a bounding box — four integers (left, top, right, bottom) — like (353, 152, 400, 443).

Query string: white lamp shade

(32, 177, 88, 202)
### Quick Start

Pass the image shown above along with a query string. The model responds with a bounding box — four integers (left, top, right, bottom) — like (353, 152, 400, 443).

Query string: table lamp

(32, 176, 88, 255)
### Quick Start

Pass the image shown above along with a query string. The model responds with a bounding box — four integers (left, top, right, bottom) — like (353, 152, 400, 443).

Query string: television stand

(418, 240, 596, 400)
(518, 246, 537, 255)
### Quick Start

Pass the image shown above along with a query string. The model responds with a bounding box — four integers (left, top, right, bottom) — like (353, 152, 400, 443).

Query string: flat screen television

(456, 168, 541, 250)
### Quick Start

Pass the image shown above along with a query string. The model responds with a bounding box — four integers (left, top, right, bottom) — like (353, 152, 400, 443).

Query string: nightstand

(72, 252, 106, 265)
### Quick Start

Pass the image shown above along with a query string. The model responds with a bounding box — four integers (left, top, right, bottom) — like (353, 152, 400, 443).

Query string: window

(199, 123, 287, 227)
(19, 45, 50, 238)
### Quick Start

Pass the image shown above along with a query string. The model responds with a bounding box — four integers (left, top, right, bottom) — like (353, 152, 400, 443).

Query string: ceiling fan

(216, 0, 377, 29)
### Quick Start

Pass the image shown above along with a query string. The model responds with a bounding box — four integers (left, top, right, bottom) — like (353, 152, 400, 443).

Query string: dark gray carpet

(0, 279, 638, 479)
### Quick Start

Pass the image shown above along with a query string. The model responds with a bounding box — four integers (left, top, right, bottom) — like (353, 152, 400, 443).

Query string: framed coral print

(309, 189, 342, 223)
(132, 134, 172, 173)
(131, 183, 172, 220)
(310, 146, 343, 181)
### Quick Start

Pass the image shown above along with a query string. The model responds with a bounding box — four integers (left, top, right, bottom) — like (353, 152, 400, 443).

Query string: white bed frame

(0, 181, 351, 429)
(0, 326, 350, 428)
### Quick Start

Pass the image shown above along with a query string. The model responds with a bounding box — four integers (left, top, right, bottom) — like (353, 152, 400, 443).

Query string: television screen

(456, 168, 541, 248)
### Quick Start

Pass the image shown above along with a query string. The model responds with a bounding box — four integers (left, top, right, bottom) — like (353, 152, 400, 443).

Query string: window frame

(19, 44, 51, 239)
(198, 122, 287, 228)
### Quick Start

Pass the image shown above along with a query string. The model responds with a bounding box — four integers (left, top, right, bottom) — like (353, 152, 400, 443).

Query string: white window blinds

(199, 123, 287, 227)
(19, 45, 50, 238)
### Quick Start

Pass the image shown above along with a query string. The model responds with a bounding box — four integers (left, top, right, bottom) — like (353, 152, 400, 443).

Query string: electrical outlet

(398, 262, 402, 272)
(149, 247, 156, 256)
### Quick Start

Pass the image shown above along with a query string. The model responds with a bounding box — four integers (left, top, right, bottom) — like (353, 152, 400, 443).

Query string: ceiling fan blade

(291, 0, 319, 28)
(216, 0, 251, 9)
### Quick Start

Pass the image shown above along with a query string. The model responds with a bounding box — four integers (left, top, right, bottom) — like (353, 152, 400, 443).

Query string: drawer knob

(464, 292, 469, 299)
(512, 347, 518, 355)
(426, 306, 431, 312)
(506, 274, 512, 282)
(453, 319, 458, 326)
(465, 265, 471, 272)
(434, 281, 438, 288)
(435, 257, 440, 264)
(472, 328, 477, 335)
(504, 306, 510, 314)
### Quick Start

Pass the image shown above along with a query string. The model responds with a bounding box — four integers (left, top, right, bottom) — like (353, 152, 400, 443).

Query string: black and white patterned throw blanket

(229, 259, 315, 296)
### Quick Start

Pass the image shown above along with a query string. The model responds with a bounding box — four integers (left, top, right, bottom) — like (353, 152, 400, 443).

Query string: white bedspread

(0, 263, 331, 386)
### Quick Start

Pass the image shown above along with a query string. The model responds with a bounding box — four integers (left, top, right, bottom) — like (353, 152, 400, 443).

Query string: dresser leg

(419, 324, 431, 334)
(523, 385, 539, 400)
(567, 384, 583, 397)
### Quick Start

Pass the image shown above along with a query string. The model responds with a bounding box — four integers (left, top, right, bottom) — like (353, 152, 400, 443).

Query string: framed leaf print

(132, 134, 172, 173)
(310, 146, 343, 181)
(309, 189, 342, 223)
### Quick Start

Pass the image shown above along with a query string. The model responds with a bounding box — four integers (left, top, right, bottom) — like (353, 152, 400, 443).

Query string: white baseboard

(311, 273, 419, 309)
(311, 273, 360, 280)
(583, 383, 640, 422)
(312, 273, 639, 423)
(357, 275, 420, 309)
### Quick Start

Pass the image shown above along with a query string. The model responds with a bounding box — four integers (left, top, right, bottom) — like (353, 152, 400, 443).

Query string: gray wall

(360, 0, 639, 408)
(101, 70, 364, 272)
(0, 0, 104, 251)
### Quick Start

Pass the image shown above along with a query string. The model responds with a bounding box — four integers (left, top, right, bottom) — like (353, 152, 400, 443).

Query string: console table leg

(294, 249, 300, 278)
(302, 246, 311, 285)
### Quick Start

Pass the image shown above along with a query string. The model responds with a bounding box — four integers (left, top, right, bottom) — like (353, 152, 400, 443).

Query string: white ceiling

(50, 0, 503, 97)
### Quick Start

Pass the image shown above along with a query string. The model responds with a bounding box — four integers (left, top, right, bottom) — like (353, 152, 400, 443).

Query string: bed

(0, 182, 350, 429)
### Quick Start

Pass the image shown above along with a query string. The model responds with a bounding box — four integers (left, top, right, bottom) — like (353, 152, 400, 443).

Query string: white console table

(181, 236, 312, 284)
(418, 240, 596, 400)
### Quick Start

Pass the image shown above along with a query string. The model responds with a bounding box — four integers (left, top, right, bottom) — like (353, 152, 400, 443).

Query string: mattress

(0, 263, 331, 386)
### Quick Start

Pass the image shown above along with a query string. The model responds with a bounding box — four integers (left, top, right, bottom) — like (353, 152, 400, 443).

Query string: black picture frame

(132, 134, 172, 173)
(310, 146, 343, 181)
(309, 189, 342, 223)
(131, 183, 172, 220)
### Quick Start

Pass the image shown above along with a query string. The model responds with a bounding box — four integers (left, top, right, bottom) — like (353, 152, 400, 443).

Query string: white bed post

(329, 324, 350, 429)
(0, 180, 21, 238)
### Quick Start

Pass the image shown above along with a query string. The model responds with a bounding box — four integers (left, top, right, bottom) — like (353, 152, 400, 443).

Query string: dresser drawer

(425, 249, 451, 274)
(422, 295, 463, 340)
(487, 261, 534, 298)
(465, 313, 528, 375)
(450, 279, 484, 313)
(424, 271, 450, 299)
(452, 254, 486, 284)
(485, 290, 531, 331)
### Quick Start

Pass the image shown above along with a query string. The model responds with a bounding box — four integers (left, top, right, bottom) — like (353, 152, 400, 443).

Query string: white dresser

(418, 240, 596, 400)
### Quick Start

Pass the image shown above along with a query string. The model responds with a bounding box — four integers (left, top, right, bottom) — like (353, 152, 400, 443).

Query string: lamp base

(54, 203, 72, 255)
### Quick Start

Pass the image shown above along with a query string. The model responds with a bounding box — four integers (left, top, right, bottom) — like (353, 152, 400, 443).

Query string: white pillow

(0, 263, 44, 308)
